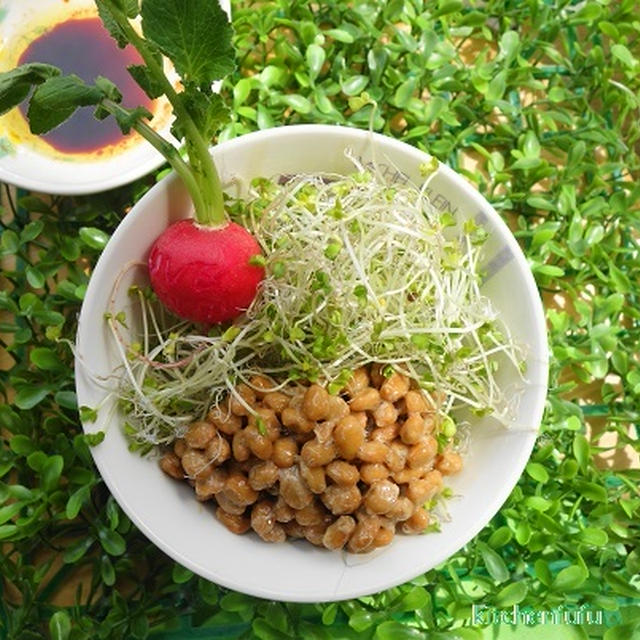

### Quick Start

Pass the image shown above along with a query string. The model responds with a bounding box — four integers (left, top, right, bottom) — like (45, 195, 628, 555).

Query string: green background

(1, 0, 639, 638)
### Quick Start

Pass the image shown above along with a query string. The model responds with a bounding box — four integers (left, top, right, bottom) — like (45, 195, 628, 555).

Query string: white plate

(75, 125, 549, 602)
(0, 0, 229, 194)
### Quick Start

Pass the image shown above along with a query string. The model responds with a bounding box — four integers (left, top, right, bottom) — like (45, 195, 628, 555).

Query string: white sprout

(111, 167, 526, 448)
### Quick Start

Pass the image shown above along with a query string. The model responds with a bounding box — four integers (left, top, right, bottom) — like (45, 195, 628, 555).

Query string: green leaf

(553, 564, 588, 591)
(534, 559, 552, 586)
(141, 0, 235, 84)
(367, 47, 388, 84)
(341, 75, 369, 96)
(527, 196, 555, 211)
(96, 0, 129, 47)
(256, 104, 274, 130)
(59, 236, 81, 261)
(604, 572, 640, 599)
(220, 591, 256, 613)
(63, 537, 94, 564)
(604, 622, 640, 640)
(27, 75, 103, 134)
(0, 524, 18, 540)
(10, 435, 35, 456)
(488, 526, 512, 548)
(0, 63, 61, 115)
(609, 264, 631, 293)
(394, 77, 417, 108)
(127, 64, 165, 99)
(66, 485, 91, 519)
(15, 386, 50, 410)
(393, 586, 429, 612)
(574, 480, 607, 502)
(131, 613, 149, 640)
(49, 610, 71, 640)
(106, 497, 120, 530)
(198, 579, 219, 605)
(0, 502, 26, 526)
(494, 582, 527, 607)
(522, 131, 541, 158)
(478, 543, 510, 582)
(499, 30, 520, 61)
(121, 0, 140, 19)
(548, 86, 566, 102)
(375, 621, 425, 639)
(572, 433, 589, 471)
(326, 28, 355, 43)
(21, 220, 45, 243)
(578, 527, 608, 547)
(172, 563, 194, 584)
(34, 309, 65, 327)
(79, 227, 110, 250)
(349, 610, 378, 632)
(525, 462, 549, 483)
(534, 264, 565, 277)
(55, 391, 78, 410)
(487, 70, 507, 101)
(179, 90, 229, 141)
(41, 455, 64, 492)
(94, 75, 123, 103)
(113, 104, 154, 134)
(79, 406, 98, 423)
(101, 554, 116, 586)
(233, 77, 253, 106)
(1, 229, 20, 254)
(280, 94, 312, 114)
(306, 44, 326, 80)
(30, 347, 62, 371)
(98, 526, 126, 556)
(626, 550, 640, 575)
(27, 451, 47, 472)
(611, 43, 638, 68)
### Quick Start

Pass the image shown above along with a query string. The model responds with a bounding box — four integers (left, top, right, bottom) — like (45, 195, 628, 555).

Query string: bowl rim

(75, 123, 549, 601)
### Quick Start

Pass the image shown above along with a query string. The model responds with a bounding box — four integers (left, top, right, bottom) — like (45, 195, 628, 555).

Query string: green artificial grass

(1, 0, 639, 638)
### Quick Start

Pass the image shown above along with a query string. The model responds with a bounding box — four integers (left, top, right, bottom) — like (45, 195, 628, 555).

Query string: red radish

(0, 0, 267, 324)
(148, 219, 264, 324)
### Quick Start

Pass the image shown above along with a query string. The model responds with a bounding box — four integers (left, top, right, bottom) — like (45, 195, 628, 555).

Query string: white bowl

(75, 124, 548, 602)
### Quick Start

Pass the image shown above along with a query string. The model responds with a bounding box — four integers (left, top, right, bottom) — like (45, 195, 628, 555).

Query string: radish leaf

(0, 63, 60, 115)
(27, 75, 103, 133)
(174, 91, 229, 141)
(141, 0, 235, 84)
(95, 0, 129, 47)
(128, 63, 166, 99)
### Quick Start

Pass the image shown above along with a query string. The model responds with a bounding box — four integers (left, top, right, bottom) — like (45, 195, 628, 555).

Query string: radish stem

(101, 0, 227, 226)
(101, 99, 206, 216)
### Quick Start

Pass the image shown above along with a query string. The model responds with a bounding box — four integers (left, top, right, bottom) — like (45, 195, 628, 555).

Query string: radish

(0, 0, 265, 324)
(148, 220, 264, 324)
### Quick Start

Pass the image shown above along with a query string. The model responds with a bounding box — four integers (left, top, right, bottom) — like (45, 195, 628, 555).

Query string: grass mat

(1, 0, 639, 638)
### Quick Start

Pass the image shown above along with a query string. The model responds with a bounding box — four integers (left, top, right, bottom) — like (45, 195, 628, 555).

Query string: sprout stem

(109, 166, 526, 445)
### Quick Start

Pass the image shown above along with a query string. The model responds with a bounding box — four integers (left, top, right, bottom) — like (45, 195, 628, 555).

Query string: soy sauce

(18, 17, 152, 154)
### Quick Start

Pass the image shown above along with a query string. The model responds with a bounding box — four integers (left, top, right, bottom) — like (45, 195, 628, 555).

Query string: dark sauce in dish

(18, 17, 152, 154)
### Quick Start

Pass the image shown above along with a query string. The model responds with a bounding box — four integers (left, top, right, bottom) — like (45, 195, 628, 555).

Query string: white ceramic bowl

(75, 125, 548, 602)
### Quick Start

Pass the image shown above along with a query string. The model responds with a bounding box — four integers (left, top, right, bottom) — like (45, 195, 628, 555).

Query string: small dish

(75, 125, 548, 602)
(0, 0, 228, 195)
